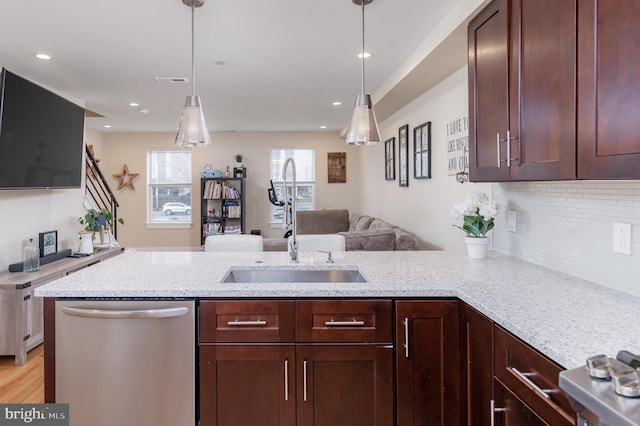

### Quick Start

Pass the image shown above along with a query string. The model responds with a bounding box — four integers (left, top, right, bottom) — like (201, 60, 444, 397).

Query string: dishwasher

(55, 299, 195, 426)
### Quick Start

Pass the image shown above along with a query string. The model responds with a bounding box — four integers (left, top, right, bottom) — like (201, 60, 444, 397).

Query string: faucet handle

(318, 250, 334, 263)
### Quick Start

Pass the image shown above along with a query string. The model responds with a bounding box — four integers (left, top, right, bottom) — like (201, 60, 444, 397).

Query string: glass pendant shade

(175, 95, 211, 147)
(346, 94, 380, 145)
(175, 1, 211, 147)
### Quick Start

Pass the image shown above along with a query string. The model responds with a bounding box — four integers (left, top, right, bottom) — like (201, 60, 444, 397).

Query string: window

(270, 148, 315, 222)
(147, 149, 192, 225)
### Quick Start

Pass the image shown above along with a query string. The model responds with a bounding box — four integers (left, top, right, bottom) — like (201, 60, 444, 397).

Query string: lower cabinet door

(296, 344, 394, 426)
(200, 344, 296, 426)
(493, 380, 549, 426)
(396, 300, 460, 426)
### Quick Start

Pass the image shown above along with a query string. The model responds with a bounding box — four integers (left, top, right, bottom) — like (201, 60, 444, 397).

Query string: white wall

(100, 131, 364, 249)
(360, 66, 491, 250)
(0, 129, 103, 269)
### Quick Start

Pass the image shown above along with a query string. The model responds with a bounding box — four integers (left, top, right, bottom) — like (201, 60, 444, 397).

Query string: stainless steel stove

(559, 351, 640, 426)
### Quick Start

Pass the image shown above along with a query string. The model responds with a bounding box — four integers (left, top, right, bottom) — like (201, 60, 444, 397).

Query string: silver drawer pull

(510, 367, 553, 400)
(227, 320, 267, 326)
(324, 320, 365, 326)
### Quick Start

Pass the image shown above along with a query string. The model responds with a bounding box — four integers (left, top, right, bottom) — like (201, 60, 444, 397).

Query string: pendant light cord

(361, 0, 365, 95)
(191, 5, 196, 98)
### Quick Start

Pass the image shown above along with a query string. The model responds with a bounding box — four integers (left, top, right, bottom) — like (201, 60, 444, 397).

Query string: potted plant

(234, 154, 243, 167)
(450, 191, 497, 259)
(78, 209, 124, 252)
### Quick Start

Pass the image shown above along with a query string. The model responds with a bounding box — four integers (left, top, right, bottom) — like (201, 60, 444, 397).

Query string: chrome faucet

(282, 157, 298, 263)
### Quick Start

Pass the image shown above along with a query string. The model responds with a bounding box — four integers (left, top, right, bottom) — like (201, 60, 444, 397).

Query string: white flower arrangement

(450, 191, 497, 238)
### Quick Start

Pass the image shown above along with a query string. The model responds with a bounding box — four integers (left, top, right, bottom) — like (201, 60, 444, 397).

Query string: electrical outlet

(613, 222, 632, 255)
(507, 210, 517, 232)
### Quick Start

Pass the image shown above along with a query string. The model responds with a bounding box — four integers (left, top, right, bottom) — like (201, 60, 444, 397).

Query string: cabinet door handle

(490, 400, 507, 426)
(226, 320, 267, 326)
(303, 360, 308, 402)
(496, 133, 502, 168)
(403, 317, 409, 358)
(510, 367, 552, 399)
(284, 359, 289, 401)
(506, 130, 520, 167)
(324, 320, 365, 326)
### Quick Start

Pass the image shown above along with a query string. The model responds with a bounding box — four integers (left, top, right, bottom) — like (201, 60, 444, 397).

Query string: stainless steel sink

(220, 268, 368, 283)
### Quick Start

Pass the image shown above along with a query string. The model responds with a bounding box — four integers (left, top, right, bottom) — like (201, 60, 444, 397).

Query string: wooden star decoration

(112, 164, 139, 190)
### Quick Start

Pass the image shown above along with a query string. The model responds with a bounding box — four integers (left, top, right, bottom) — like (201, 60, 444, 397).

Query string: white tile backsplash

(492, 181, 640, 298)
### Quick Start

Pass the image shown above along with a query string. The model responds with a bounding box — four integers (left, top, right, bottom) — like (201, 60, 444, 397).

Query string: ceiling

(0, 0, 455, 133)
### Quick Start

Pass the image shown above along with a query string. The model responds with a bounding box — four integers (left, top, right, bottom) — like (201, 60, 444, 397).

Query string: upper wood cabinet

(468, 0, 577, 181)
(577, 0, 640, 179)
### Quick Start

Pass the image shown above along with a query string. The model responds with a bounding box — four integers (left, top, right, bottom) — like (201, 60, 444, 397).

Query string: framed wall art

(398, 124, 409, 187)
(384, 137, 395, 180)
(327, 152, 346, 183)
(413, 121, 432, 179)
(39, 230, 58, 258)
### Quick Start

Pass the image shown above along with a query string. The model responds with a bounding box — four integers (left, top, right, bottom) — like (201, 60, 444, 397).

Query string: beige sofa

(263, 209, 419, 251)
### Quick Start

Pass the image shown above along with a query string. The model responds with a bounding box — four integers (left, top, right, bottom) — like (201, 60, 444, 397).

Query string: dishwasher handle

(61, 306, 189, 320)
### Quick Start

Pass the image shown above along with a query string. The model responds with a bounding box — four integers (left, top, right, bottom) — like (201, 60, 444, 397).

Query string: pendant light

(345, 0, 380, 146)
(175, 0, 211, 147)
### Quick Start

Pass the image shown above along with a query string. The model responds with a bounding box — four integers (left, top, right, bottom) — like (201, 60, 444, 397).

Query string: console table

(0, 247, 123, 365)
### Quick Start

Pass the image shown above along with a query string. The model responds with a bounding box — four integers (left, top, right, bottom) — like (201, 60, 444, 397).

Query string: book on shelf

(203, 222, 222, 237)
(223, 224, 242, 234)
(203, 180, 241, 199)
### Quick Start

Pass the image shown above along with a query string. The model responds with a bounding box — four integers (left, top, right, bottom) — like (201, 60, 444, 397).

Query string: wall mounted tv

(0, 68, 85, 189)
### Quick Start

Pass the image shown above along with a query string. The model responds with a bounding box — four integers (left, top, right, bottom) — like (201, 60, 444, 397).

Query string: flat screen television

(0, 68, 85, 189)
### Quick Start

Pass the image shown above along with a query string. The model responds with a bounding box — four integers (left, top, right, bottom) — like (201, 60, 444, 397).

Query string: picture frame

(398, 124, 409, 187)
(413, 121, 432, 179)
(39, 230, 58, 258)
(384, 137, 395, 181)
(327, 152, 346, 183)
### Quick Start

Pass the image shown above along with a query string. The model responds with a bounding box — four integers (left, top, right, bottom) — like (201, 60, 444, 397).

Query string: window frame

(269, 148, 316, 224)
(146, 148, 193, 228)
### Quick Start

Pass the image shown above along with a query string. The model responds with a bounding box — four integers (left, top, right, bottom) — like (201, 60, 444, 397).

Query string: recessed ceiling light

(357, 52, 371, 59)
(103, 125, 111, 128)
(332, 101, 342, 106)
(35, 53, 51, 60)
(129, 102, 139, 107)
(139, 108, 149, 114)
(320, 126, 327, 129)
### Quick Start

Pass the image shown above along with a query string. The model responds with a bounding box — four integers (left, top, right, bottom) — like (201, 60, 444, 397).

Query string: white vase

(464, 236, 489, 259)
(78, 231, 95, 254)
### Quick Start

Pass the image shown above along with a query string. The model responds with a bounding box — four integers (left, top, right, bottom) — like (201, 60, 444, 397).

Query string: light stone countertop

(34, 249, 640, 370)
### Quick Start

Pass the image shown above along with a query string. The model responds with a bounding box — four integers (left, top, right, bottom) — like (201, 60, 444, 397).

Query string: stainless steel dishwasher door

(55, 299, 195, 426)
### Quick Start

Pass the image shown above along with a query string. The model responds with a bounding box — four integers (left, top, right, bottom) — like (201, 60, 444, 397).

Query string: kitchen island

(35, 249, 640, 426)
(35, 249, 639, 369)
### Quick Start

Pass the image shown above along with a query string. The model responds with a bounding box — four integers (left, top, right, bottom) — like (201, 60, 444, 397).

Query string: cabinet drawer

(199, 300, 295, 343)
(494, 326, 575, 426)
(296, 300, 392, 343)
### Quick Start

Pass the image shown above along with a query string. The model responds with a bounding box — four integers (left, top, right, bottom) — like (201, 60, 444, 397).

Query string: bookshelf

(201, 177, 245, 244)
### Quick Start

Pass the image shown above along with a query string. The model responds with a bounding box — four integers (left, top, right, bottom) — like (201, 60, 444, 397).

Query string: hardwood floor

(0, 343, 44, 403)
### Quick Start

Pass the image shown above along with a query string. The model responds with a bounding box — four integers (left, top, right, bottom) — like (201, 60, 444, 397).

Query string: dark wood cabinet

(493, 380, 549, 426)
(199, 299, 393, 426)
(494, 327, 575, 426)
(200, 344, 296, 426)
(296, 344, 393, 426)
(396, 300, 460, 426)
(577, 0, 640, 179)
(468, 0, 577, 182)
(460, 303, 494, 426)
